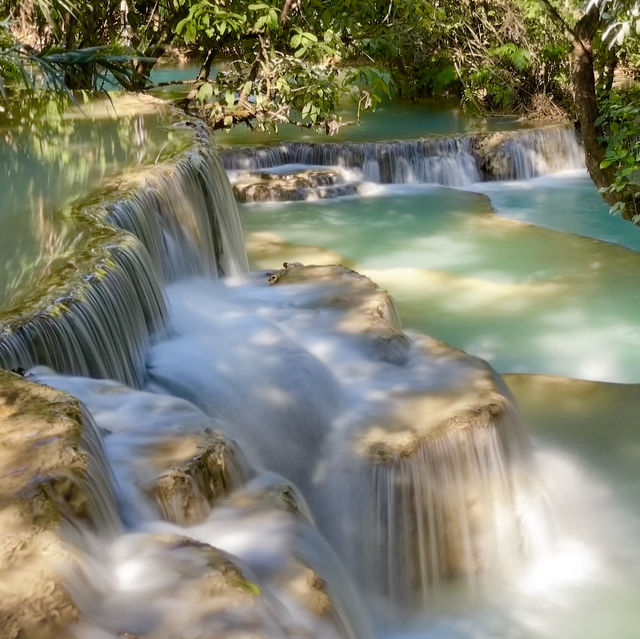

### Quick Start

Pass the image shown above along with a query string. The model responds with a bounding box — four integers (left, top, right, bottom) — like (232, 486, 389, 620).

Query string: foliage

(596, 86, 640, 220)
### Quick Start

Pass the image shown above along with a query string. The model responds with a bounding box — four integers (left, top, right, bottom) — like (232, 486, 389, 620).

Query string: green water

(241, 187, 640, 382)
(0, 96, 193, 305)
(214, 100, 531, 146)
(473, 171, 640, 252)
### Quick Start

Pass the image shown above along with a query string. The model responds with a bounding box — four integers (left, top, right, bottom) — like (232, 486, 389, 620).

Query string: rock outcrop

(268, 263, 412, 364)
(268, 264, 538, 607)
(149, 430, 247, 526)
(232, 168, 359, 202)
(0, 371, 118, 639)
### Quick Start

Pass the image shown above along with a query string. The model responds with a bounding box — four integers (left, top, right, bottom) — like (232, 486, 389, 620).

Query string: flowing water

(0, 95, 195, 305)
(2, 104, 640, 638)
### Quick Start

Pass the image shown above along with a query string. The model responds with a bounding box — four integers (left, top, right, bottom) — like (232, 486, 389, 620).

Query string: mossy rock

(0, 371, 103, 639)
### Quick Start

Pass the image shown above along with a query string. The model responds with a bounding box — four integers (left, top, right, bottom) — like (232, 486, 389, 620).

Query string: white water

(221, 126, 583, 186)
(7, 119, 640, 638)
(26, 273, 640, 639)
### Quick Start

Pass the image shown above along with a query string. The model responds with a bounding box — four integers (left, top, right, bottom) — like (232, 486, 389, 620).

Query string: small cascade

(220, 126, 583, 188)
(0, 137, 248, 387)
(25, 371, 373, 639)
(317, 378, 545, 608)
(222, 136, 481, 186)
(75, 404, 125, 537)
(479, 126, 584, 180)
(147, 278, 344, 496)
(0, 237, 166, 388)
(107, 148, 248, 280)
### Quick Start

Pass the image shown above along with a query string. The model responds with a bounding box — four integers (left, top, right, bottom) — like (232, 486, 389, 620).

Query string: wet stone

(0, 371, 98, 639)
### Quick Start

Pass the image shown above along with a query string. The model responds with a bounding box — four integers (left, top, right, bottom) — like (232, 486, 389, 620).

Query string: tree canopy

(1, 0, 639, 221)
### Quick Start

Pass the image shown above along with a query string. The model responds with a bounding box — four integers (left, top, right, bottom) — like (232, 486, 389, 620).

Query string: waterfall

(317, 376, 546, 608)
(479, 126, 584, 180)
(220, 125, 583, 187)
(0, 142, 248, 387)
(142, 266, 552, 613)
(0, 121, 564, 637)
(106, 148, 248, 281)
(222, 136, 481, 186)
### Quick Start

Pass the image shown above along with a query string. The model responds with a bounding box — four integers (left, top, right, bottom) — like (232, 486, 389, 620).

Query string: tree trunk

(571, 12, 615, 197)
(197, 48, 217, 83)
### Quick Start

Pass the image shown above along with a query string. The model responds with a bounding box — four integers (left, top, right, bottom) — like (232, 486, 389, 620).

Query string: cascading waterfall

(0, 237, 166, 388)
(482, 126, 585, 180)
(316, 373, 547, 608)
(222, 135, 481, 186)
(220, 125, 583, 187)
(0, 139, 248, 387)
(0, 118, 589, 639)
(107, 147, 248, 281)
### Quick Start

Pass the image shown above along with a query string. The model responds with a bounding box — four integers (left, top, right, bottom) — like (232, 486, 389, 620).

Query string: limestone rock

(0, 371, 107, 639)
(267, 263, 412, 364)
(201, 474, 372, 639)
(315, 347, 537, 607)
(149, 430, 248, 526)
(232, 169, 359, 202)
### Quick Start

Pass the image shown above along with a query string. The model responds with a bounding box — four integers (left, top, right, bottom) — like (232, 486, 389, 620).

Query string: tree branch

(537, 0, 577, 42)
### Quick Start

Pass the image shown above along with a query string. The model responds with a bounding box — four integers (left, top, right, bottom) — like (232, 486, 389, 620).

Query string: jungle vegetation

(1, 0, 639, 220)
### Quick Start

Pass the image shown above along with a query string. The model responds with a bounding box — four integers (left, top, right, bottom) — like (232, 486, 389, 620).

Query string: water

(0, 95, 195, 306)
(3, 104, 640, 638)
(214, 100, 532, 146)
(0, 119, 247, 387)
(471, 169, 640, 251)
(241, 185, 640, 383)
(220, 126, 582, 185)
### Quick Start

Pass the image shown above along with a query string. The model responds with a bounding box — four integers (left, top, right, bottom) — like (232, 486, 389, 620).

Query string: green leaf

(197, 82, 213, 101)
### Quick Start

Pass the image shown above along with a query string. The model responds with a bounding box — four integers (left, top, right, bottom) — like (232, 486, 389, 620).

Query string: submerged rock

(246, 231, 352, 271)
(0, 371, 118, 639)
(74, 533, 292, 639)
(71, 475, 371, 639)
(188, 474, 373, 639)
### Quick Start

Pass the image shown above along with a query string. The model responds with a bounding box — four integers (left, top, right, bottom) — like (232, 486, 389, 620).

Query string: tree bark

(570, 11, 615, 196)
(197, 48, 217, 83)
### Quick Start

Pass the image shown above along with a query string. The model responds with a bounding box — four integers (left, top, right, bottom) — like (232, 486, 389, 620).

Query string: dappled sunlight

(245, 230, 351, 270)
(364, 267, 565, 313)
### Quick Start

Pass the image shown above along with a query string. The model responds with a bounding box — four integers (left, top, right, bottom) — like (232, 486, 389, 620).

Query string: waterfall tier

(221, 125, 583, 188)
(266, 265, 547, 606)
(0, 125, 248, 387)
